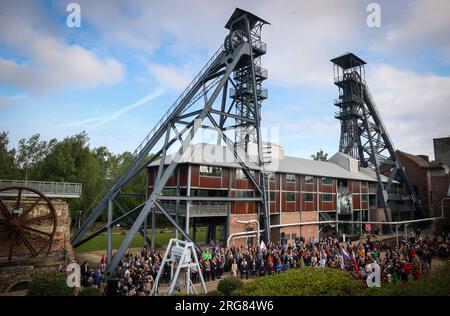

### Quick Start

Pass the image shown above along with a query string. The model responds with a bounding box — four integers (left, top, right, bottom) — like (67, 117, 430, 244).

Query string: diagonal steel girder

(71, 48, 228, 246)
(106, 43, 251, 273)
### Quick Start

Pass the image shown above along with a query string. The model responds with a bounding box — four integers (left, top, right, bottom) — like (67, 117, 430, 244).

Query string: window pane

(286, 174, 296, 182)
(269, 191, 276, 201)
(305, 176, 314, 184)
(361, 194, 367, 202)
(323, 193, 333, 202)
(286, 192, 296, 202)
(236, 169, 253, 180)
(200, 165, 221, 177)
(236, 190, 254, 198)
(305, 193, 314, 201)
(322, 177, 332, 185)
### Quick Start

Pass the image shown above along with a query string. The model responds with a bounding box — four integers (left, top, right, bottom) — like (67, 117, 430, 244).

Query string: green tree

(0, 132, 17, 178)
(16, 134, 56, 180)
(38, 132, 106, 220)
(311, 149, 328, 161)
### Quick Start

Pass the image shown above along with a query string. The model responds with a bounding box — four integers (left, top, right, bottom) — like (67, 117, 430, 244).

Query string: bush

(27, 272, 75, 296)
(79, 287, 103, 296)
(207, 290, 225, 296)
(217, 277, 244, 296)
(364, 263, 450, 296)
(234, 267, 364, 296)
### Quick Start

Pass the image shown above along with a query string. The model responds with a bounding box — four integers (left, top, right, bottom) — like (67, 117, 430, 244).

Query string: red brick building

(147, 143, 401, 246)
(397, 143, 450, 232)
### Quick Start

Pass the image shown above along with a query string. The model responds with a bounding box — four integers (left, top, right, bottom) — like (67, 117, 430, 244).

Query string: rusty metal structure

(72, 8, 271, 273)
(331, 53, 423, 223)
(0, 186, 57, 261)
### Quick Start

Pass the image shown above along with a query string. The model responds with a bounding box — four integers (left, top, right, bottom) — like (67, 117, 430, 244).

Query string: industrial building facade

(147, 143, 403, 245)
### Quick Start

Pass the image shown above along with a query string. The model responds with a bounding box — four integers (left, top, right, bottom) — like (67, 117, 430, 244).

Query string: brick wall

(0, 199, 73, 293)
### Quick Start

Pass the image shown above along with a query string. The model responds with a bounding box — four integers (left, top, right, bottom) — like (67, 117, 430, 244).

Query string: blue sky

(1, 0, 449, 160)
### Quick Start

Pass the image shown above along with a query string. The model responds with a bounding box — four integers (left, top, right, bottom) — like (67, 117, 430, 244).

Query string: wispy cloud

(61, 89, 165, 130)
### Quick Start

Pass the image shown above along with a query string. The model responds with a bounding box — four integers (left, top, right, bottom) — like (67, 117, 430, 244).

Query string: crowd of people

(78, 229, 450, 296)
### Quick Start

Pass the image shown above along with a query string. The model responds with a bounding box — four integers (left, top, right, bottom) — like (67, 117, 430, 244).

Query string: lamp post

(236, 219, 260, 246)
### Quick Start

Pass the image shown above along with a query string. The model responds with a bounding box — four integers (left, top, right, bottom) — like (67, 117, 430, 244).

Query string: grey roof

(149, 143, 389, 182)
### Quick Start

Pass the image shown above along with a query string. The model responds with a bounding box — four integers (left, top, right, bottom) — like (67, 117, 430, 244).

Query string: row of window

(267, 192, 369, 203)
(198, 166, 370, 193)
(283, 174, 332, 184)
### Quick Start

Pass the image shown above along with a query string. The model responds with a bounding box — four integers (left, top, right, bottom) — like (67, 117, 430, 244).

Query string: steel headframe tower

(71, 8, 271, 273)
(331, 52, 423, 222)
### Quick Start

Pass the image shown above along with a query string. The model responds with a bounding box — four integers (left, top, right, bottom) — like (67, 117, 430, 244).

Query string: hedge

(364, 263, 450, 296)
(234, 267, 363, 296)
(217, 277, 244, 296)
(27, 272, 75, 296)
(79, 287, 103, 296)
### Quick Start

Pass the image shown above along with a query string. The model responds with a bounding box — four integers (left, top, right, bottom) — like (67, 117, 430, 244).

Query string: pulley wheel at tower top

(0, 186, 57, 261)
(224, 29, 248, 52)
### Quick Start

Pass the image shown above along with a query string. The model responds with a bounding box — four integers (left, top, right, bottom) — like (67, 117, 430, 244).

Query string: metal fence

(0, 179, 82, 198)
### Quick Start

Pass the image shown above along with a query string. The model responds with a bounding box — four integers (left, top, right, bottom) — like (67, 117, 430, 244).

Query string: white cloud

(147, 63, 195, 92)
(367, 64, 450, 158)
(0, 1, 125, 93)
(382, 0, 450, 55)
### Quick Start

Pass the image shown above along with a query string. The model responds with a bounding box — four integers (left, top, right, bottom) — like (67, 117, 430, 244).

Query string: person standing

(231, 259, 238, 277)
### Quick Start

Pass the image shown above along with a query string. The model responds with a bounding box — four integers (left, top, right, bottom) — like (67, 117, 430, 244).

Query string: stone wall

(0, 199, 73, 293)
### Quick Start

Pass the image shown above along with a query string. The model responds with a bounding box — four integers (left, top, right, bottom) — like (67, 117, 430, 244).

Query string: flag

(353, 259, 360, 278)
(340, 247, 351, 260)
(339, 255, 345, 270)
(260, 240, 267, 251)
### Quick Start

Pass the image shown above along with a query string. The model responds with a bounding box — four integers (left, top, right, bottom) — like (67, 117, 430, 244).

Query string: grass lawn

(75, 227, 217, 253)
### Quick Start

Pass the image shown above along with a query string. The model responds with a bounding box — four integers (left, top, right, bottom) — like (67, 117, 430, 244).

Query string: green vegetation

(234, 268, 363, 296)
(207, 290, 225, 296)
(27, 272, 75, 296)
(75, 227, 210, 253)
(217, 277, 244, 296)
(234, 264, 450, 296)
(311, 149, 328, 161)
(79, 287, 103, 296)
(364, 264, 450, 296)
(0, 131, 151, 223)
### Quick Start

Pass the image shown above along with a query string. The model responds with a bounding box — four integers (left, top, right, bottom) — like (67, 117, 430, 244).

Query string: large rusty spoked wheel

(0, 186, 57, 261)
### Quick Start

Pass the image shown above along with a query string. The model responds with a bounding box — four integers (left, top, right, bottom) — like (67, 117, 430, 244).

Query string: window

(305, 176, 314, 184)
(286, 174, 296, 183)
(236, 190, 254, 198)
(338, 179, 348, 188)
(322, 177, 332, 185)
(191, 189, 227, 197)
(361, 194, 367, 202)
(323, 193, 333, 202)
(361, 181, 368, 188)
(286, 192, 296, 202)
(236, 168, 253, 180)
(305, 193, 314, 202)
(199, 165, 221, 177)
(269, 191, 276, 202)
(162, 189, 176, 196)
